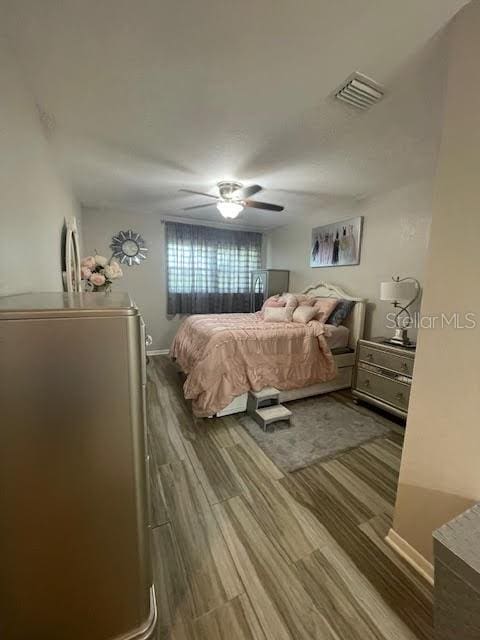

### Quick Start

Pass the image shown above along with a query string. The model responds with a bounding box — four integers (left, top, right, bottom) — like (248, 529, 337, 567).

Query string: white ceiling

(4, 0, 468, 229)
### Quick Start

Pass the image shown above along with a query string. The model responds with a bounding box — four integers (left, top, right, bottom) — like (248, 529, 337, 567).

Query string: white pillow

(292, 305, 317, 324)
(263, 306, 294, 323)
(278, 292, 298, 309)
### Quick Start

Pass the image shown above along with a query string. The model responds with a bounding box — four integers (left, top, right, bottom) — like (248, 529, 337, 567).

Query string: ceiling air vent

(333, 72, 384, 111)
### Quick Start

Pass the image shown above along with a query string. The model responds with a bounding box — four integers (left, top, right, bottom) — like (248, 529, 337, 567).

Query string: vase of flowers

(81, 254, 123, 292)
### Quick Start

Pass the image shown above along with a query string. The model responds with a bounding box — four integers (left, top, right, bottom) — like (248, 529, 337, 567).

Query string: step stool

(247, 387, 281, 412)
(247, 388, 292, 431)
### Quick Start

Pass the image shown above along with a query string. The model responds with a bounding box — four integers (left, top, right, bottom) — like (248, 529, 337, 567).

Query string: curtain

(166, 221, 262, 314)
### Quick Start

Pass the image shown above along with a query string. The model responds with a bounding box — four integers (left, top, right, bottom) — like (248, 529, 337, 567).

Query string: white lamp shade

(216, 201, 244, 218)
(380, 280, 416, 301)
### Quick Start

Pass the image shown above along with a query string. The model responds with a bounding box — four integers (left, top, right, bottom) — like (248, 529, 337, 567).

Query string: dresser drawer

(358, 344, 414, 376)
(356, 368, 410, 411)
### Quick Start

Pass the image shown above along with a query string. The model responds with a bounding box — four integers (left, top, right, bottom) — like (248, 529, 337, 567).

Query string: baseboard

(147, 349, 170, 356)
(385, 528, 434, 585)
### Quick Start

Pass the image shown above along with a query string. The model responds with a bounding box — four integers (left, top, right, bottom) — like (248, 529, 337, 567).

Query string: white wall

(393, 1, 480, 563)
(266, 179, 432, 339)
(81, 207, 182, 351)
(0, 37, 79, 295)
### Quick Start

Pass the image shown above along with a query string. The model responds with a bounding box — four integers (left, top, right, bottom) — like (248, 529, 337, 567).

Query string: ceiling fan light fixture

(216, 200, 243, 219)
(180, 182, 284, 215)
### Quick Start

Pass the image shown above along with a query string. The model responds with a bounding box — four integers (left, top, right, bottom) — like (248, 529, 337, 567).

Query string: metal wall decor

(111, 230, 148, 266)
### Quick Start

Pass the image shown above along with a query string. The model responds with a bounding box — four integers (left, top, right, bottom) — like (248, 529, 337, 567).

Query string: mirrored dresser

(352, 337, 416, 419)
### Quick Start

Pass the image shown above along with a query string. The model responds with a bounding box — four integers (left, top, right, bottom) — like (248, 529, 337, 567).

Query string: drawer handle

(366, 353, 374, 361)
(363, 379, 371, 388)
(401, 362, 409, 371)
(396, 392, 404, 401)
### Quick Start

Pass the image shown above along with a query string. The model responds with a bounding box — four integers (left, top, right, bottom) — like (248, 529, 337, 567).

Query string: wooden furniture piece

(0, 293, 157, 640)
(250, 269, 290, 311)
(352, 337, 415, 419)
(254, 404, 292, 430)
(247, 387, 292, 430)
(217, 282, 366, 416)
(247, 387, 281, 412)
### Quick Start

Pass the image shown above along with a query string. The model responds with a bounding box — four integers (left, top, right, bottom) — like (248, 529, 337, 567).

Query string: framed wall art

(310, 216, 363, 268)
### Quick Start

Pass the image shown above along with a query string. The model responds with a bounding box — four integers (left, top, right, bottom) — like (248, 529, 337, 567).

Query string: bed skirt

(216, 351, 354, 417)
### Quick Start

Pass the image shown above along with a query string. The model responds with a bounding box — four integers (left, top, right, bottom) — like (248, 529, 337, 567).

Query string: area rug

(238, 394, 393, 473)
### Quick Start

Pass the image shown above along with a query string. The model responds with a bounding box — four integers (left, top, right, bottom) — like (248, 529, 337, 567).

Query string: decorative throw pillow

(294, 294, 316, 306)
(278, 292, 298, 308)
(312, 297, 339, 322)
(263, 306, 294, 323)
(292, 305, 317, 324)
(262, 295, 286, 310)
(327, 299, 356, 326)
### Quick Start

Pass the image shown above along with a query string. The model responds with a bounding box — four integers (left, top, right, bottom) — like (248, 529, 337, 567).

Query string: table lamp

(380, 276, 420, 346)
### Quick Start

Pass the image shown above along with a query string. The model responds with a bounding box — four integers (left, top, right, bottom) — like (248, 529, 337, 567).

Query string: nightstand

(352, 337, 415, 419)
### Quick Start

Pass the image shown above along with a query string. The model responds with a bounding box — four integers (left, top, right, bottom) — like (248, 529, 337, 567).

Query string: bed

(170, 282, 366, 417)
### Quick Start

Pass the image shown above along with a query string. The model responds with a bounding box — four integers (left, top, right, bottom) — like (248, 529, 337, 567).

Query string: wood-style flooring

(147, 356, 433, 640)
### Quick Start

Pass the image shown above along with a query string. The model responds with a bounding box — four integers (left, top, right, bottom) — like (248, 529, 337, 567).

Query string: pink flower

(89, 273, 106, 286)
(81, 256, 96, 270)
(81, 266, 92, 279)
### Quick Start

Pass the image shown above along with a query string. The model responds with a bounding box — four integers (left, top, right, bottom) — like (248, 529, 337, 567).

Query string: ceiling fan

(179, 181, 284, 219)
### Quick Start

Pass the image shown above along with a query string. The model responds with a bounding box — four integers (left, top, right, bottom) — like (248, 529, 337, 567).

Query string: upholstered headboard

(301, 282, 366, 350)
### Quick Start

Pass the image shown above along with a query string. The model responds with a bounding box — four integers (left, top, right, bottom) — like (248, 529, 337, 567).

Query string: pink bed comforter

(170, 313, 337, 416)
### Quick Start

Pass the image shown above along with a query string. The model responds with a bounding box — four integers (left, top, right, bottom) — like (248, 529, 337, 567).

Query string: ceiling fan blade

(179, 188, 219, 199)
(183, 202, 216, 210)
(244, 200, 284, 212)
(233, 184, 263, 199)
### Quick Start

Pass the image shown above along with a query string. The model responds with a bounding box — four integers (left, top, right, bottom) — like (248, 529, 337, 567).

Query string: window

(166, 221, 262, 314)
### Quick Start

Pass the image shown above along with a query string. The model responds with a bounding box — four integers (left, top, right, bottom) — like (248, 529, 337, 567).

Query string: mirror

(62, 217, 81, 292)
(122, 239, 140, 257)
(252, 274, 265, 311)
(111, 230, 148, 266)
(254, 275, 264, 294)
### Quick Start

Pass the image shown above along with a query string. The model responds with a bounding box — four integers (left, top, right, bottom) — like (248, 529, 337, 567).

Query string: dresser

(0, 293, 156, 640)
(250, 269, 290, 311)
(352, 338, 415, 419)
